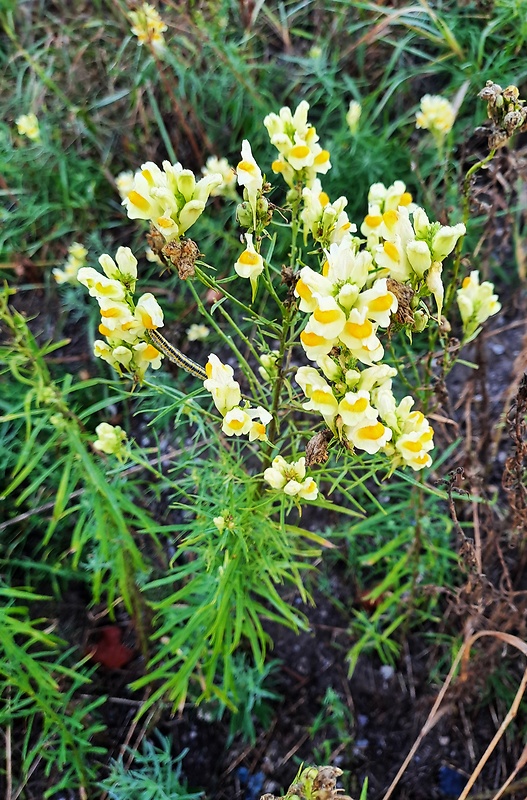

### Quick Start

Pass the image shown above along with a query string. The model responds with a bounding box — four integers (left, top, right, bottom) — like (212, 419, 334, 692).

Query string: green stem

(187, 281, 263, 400)
(444, 148, 497, 314)
(262, 202, 301, 464)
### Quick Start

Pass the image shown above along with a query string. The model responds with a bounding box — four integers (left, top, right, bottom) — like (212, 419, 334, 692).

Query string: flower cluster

(263, 456, 318, 500)
(360, 199, 466, 319)
(93, 422, 128, 459)
(202, 156, 237, 198)
(129, 2, 167, 56)
(264, 100, 331, 189)
(16, 113, 40, 142)
(203, 355, 272, 442)
(300, 179, 356, 247)
(456, 270, 501, 341)
(122, 161, 222, 241)
(53, 242, 88, 284)
(415, 94, 456, 145)
(296, 363, 434, 470)
(78, 246, 165, 379)
(90, 98, 503, 498)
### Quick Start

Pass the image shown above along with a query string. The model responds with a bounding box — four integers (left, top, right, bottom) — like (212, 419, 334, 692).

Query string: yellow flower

(16, 113, 40, 142)
(263, 456, 318, 501)
(135, 293, 164, 330)
(457, 271, 501, 341)
(93, 423, 127, 457)
(98, 246, 138, 288)
(338, 390, 378, 428)
(53, 241, 88, 285)
(346, 420, 392, 455)
(356, 278, 398, 327)
(202, 156, 236, 198)
(115, 171, 135, 200)
(301, 180, 355, 246)
(222, 407, 253, 437)
(234, 233, 264, 300)
(130, 3, 168, 56)
(346, 100, 362, 134)
(236, 139, 263, 227)
(204, 354, 242, 415)
(296, 367, 339, 427)
(339, 309, 384, 366)
(393, 407, 434, 471)
(416, 95, 455, 143)
(248, 406, 272, 442)
(77, 268, 126, 301)
(132, 341, 163, 377)
(367, 181, 414, 214)
(186, 323, 210, 342)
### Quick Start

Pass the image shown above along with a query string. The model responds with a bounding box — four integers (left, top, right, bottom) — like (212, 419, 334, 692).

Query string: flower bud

(406, 240, 432, 278)
(236, 202, 254, 228)
(431, 223, 466, 261)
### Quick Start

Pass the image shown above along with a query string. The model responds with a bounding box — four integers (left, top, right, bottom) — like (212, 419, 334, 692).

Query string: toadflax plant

(76, 99, 500, 706)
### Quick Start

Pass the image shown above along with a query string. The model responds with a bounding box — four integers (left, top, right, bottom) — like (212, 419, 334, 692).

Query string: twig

(381, 631, 527, 800)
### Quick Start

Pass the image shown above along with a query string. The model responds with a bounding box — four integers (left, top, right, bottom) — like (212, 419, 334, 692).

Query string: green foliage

(131, 450, 316, 711)
(203, 654, 282, 745)
(99, 735, 203, 800)
(309, 687, 355, 764)
(0, 585, 106, 796)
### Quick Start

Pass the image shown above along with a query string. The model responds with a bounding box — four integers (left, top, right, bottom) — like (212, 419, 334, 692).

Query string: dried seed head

(161, 238, 201, 280)
(478, 81, 527, 147)
(386, 278, 415, 326)
(305, 430, 332, 467)
(146, 224, 166, 257)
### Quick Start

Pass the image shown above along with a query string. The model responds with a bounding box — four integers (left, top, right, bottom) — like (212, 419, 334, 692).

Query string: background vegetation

(1, 1, 527, 798)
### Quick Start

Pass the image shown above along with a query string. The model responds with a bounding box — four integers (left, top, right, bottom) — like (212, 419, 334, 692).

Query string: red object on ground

(89, 625, 135, 669)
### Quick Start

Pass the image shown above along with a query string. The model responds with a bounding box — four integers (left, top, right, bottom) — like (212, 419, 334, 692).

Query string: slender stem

(187, 281, 263, 400)
(194, 265, 270, 324)
(262, 200, 301, 463)
(444, 148, 497, 314)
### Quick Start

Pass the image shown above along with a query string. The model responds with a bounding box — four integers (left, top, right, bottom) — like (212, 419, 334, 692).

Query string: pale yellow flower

(132, 341, 164, 376)
(222, 407, 253, 437)
(16, 113, 40, 142)
(263, 456, 318, 501)
(457, 271, 501, 341)
(53, 241, 88, 285)
(115, 171, 135, 200)
(130, 3, 168, 56)
(77, 268, 126, 301)
(186, 323, 210, 342)
(346, 100, 362, 134)
(204, 354, 241, 415)
(416, 95, 456, 143)
(346, 420, 392, 455)
(234, 233, 264, 300)
(135, 293, 164, 330)
(93, 423, 127, 457)
(202, 156, 237, 198)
